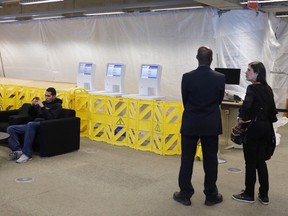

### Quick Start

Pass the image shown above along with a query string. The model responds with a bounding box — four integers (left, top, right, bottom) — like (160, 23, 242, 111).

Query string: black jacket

(28, 98, 63, 121)
(180, 66, 225, 136)
(239, 84, 277, 123)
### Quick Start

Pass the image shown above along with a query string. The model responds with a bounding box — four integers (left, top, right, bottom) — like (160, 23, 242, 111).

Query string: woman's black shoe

(232, 192, 255, 203)
(258, 193, 269, 205)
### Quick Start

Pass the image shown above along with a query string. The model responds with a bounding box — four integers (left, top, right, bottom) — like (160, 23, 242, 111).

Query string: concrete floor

(0, 121, 287, 216)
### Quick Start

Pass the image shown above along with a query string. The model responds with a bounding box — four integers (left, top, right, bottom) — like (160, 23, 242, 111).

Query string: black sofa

(0, 103, 81, 157)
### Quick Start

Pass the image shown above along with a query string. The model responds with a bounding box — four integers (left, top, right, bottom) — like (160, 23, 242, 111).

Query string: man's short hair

(46, 87, 56, 96)
(196, 46, 213, 65)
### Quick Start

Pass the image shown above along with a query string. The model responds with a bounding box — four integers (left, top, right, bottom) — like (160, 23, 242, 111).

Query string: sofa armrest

(9, 114, 32, 125)
(0, 110, 19, 122)
(36, 117, 80, 157)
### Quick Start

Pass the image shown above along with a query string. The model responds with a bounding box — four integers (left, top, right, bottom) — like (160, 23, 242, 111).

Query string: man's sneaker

(258, 193, 269, 205)
(9, 151, 23, 160)
(232, 192, 255, 203)
(16, 154, 32, 163)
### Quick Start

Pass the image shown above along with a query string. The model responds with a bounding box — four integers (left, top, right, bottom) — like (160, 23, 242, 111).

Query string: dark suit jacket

(180, 65, 225, 136)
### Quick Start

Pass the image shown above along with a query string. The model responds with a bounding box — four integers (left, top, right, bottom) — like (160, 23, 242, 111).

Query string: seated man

(7, 87, 62, 163)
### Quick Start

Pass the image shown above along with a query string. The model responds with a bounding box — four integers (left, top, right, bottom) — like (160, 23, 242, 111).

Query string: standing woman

(232, 61, 277, 205)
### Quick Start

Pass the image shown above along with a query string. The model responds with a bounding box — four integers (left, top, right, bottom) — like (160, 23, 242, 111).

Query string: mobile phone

(34, 97, 40, 101)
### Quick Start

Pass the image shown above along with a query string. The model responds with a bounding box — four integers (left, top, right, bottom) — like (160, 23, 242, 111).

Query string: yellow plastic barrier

(106, 97, 128, 146)
(74, 92, 90, 136)
(195, 143, 203, 161)
(0, 85, 22, 110)
(0, 83, 186, 156)
(152, 101, 182, 155)
(89, 95, 107, 141)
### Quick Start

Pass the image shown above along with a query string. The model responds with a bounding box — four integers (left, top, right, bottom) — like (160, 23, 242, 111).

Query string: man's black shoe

(173, 192, 191, 206)
(205, 193, 223, 206)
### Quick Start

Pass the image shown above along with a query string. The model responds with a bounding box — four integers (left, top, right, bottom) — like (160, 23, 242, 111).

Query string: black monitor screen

(215, 68, 241, 85)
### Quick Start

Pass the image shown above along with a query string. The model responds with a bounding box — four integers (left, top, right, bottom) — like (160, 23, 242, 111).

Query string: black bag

(265, 123, 276, 160)
(230, 126, 247, 145)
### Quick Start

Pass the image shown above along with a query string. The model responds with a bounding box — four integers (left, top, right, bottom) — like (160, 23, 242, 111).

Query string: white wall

(0, 8, 286, 105)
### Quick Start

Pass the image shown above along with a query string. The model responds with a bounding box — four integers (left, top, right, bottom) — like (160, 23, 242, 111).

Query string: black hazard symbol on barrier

(155, 124, 161, 132)
(116, 118, 125, 125)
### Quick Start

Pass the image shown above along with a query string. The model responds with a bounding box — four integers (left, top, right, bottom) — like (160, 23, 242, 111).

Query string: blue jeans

(7, 122, 40, 158)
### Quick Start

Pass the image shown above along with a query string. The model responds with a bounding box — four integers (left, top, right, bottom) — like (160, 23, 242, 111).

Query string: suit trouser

(179, 134, 219, 201)
(7, 122, 40, 158)
(243, 120, 269, 198)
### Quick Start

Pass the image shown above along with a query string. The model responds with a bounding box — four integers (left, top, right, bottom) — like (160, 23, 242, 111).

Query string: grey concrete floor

(0, 122, 287, 216)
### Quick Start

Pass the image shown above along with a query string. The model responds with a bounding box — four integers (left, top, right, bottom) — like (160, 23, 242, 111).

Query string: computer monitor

(215, 68, 241, 85)
(77, 62, 96, 91)
(139, 64, 162, 96)
(140, 65, 159, 79)
(105, 63, 125, 93)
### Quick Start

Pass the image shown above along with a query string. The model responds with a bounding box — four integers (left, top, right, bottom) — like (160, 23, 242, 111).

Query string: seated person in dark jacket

(7, 87, 62, 163)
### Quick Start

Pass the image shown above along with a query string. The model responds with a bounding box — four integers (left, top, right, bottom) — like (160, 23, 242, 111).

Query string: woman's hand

(237, 117, 251, 128)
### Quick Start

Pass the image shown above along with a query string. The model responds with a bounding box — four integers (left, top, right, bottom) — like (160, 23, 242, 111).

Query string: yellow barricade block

(89, 95, 107, 114)
(77, 111, 89, 137)
(105, 97, 129, 146)
(25, 87, 44, 103)
(68, 87, 87, 109)
(0, 85, 19, 110)
(74, 93, 90, 136)
(152, 101, 182, 155)
(89, 120, 106, 141)
(57, 90, 73, 109)
(135, 130, 152, 152)
(127, 128, 137, 149)
(89, 95, 107, 141)
(195, 143, 203, 161)
(75, 93, 90, 112)
(106, 125, 127, 146)
(153, 133, 181, 155)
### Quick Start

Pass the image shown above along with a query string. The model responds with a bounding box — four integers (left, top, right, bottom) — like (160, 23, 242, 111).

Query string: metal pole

(0, 50, 6, 77)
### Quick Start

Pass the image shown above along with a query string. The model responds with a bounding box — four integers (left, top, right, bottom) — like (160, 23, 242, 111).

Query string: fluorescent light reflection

(20, 0, 64, 5)
(0, 19, 17, 23)
(240, 0, 288, 4)
(152, 6, 204, 12)
(32, 15, 63, 20)
(85, 12, 125, 16)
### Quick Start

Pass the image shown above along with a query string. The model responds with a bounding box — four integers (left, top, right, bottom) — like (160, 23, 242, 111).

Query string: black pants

(243, 120, 270, 198)
(178, 134, 219, 201)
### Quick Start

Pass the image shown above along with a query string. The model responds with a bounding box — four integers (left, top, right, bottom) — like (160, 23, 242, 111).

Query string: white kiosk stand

(91, 63, 126, 97)
(123, 64, 165, 100)
(77, 62, 96, 92)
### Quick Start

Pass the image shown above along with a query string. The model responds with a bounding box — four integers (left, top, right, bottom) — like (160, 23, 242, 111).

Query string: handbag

(230, 117, 256, 145)
(230, 126, 247, 145)
(265, 123, 276, 160)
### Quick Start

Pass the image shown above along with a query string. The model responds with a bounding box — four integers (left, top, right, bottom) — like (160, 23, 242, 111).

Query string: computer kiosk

(91, 63, 126, 97)
(215, 67, 242, 152)
(77, 62, 96, 92)
(123, 64, 165, 100)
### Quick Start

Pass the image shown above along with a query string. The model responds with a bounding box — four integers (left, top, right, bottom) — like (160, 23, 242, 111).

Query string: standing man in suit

(173, 46, 225, 206)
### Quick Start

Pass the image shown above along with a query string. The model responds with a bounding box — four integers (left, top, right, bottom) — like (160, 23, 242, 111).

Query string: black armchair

(0, 103, 80, 157)
(0, 103, 32, 132)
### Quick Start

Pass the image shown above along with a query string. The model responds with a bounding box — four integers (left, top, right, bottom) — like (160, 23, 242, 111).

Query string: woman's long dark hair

(248, 61, 268, 86)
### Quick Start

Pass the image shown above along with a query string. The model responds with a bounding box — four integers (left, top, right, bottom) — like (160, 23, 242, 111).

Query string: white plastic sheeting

(0, 8, 286, 105)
